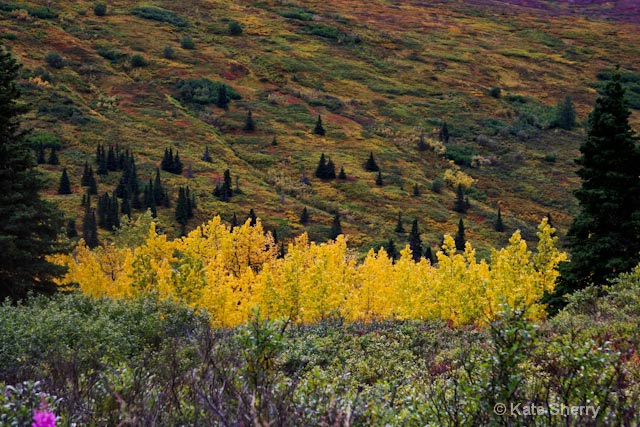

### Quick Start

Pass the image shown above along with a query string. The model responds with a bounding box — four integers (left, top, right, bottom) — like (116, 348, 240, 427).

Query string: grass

(2, 0, 639, 253)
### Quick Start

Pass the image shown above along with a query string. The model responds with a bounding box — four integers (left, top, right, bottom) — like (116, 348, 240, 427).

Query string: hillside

(2, 0, 640, 255)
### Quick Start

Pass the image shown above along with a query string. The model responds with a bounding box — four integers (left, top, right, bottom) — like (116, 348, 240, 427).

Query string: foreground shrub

(2, 295, 638, 425)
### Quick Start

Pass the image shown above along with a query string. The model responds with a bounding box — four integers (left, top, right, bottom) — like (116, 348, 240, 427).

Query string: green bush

(445, 145, 476, 166)
(279, 8, 314, 21)
(489, 86, 501, 98)
(93, 2, 106, 16)
(431, 177, 444, 193)
(174, 78, 241, 106)
(301, 24, 340, 40)
(44, 51, 65, 69)
(26, 131, 61, 150)
(131, 6, 188, 27)
(163, 45, 175, 59)
(180, 35, 195, 49)
(130, 53, 148, 67)
(0, 3, 58, 19)
(96, 45, 127, 62)
(228, 20, 243, 35)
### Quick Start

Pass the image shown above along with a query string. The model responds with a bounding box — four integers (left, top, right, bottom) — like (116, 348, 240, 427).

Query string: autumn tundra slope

(2, 0, 639, 255)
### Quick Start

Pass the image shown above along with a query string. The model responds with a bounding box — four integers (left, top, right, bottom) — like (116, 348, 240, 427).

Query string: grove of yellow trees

(54, 216, 566, 327)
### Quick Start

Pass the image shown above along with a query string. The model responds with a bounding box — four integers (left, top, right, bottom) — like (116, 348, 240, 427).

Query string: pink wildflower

(32, 409, 56, 427)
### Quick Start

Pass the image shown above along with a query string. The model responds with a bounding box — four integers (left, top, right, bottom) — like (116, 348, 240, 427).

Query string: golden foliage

(55, 217, 565, 327)
(443, 164, 476, 188)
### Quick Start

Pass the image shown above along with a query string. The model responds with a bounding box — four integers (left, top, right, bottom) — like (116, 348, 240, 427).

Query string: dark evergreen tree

(161, 147, 173, 172)
(121, 192, 131, 217)
(0, 45, 70, 298)
(555, 94, 577, 130)
(556, 71, 640, 298)
(234, 176, 242, 195)
(57, 168, 72, 194)
(82, 204, 99, 249)
(338, 166, 346, 180)
(153, 168, 164, 206)
(425, 246, 436, 265)
(439, 121, 450, 144)
(375, 170, 383, 186)
(395, 212, 405, 233)
(109, 192, 120, 229)
(495, 207, 505, 232)
(81, 161, 91, 186)
(216, 84, 229, 110)
(96, 144, 108, 175)
(417, 133, 428, 151)
(143, 179, 156, 217)
(385, 239, 398, 261)
(453, 184, 467, 213)
(36, 143, 45, 164)
(202, 145, 212, 162)
(454, 218, 466, 251)
(230, 212, 238, 230)
(248, 208, 257, 227)
(313, 115, 325, 136)
(408, 219, 422, 262)
(243, 110, 256, 132)
(329, 213, 342, 240)
(300, 207, 310, 225)
(173, 151, 183, 175)
(315, 153, 328, 179)
(215, 169, 233, 202)
(413, 183, 420, 196)
(88, 168, 98, 195)
(325, 159, 336, 180)
(271, 136, 278, 146)
(365, 152, 379, 172)
(97, 193, 108, 229)
(47, 146, 59, 165)
(175, 186, 189, 233)
(66, 219, 77, 239)
(81, 193, 87, 207)
(106, 145, 117, 171)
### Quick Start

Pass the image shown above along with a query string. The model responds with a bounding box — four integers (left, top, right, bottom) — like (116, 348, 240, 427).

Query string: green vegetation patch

(300, 24, 340, 40)
(279, 7, 314, 21)
(174, 78, 241, 106)
(0, 2, 57, 19)
(596, 70, 640, 109)
(131, 6, 188, 27)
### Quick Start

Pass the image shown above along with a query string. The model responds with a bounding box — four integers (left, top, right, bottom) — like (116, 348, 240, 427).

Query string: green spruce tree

(556, 71, 640, 299)
(395, 212, 406, 233)
(313, 115, 325, 136)
(555, 94, 577, 130)
(454, 218, 466, 251)
(338, 166, 346, 180)
(57, 168, 72, 194)
(495, 207, 505, 232)
(243, 110, 256, 132)
(0, 45, 66, 299)
(300, 207, 310, 225)
(329, 213, 342, 240)
(453, 184, 467, 213)
(408, 219, 422, 262)
(365, 152, 379, 172)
